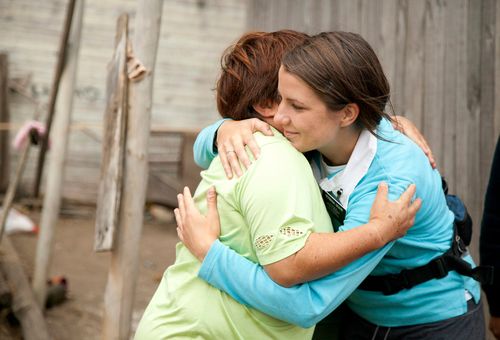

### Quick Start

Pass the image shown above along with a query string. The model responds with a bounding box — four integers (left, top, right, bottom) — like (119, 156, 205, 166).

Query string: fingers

(245, 137, 261, 161)
(393, 115, 437, 168)
(409, 197, 422, 215)
(399, 183, 416, 204)
(226, 149, 243, 177)
(176, 227, 183, 242)
(415, 138, 437, 169)
(183, 186, 195, 209)
(251, 118, 274, 136)
(234, 141, 251, 170)
(174, 208, 182, 229)
(177, 193, 186, 221)
(206, 186, 219, 220)
(427, 150, 437, 169)
(220, 136, 245, 178)
(174, 208, 184, 241)
(216, 119, 268, 179)
(375, 182, 389, 203)
(217, 144, 234, 179)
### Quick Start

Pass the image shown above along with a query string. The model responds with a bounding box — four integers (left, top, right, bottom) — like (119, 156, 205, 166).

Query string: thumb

(206, 186, 219, 219)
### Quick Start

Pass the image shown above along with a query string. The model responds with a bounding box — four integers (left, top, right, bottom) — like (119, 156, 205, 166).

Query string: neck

(319, 128, 361, 166)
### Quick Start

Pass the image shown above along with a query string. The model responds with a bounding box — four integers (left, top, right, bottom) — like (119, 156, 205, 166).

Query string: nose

(274, 101, 290, 127)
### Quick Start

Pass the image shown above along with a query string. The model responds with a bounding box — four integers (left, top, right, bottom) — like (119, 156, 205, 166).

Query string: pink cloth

(12, 120, 47, 150)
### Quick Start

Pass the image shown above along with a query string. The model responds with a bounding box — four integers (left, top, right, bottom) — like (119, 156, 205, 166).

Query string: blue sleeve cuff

(193, 119, 231, 169)
(198, 239, 224, 282)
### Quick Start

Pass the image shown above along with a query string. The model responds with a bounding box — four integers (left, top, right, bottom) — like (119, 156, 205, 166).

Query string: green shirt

(135, 129, 333, 339)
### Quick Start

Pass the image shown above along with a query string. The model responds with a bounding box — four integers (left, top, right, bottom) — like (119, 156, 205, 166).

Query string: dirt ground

(0, 205, 179, 340)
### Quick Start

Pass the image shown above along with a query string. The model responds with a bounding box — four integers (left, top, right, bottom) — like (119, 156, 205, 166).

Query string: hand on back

(216, 119, 273, 179)
(175, 186, 220, 261)
(392, 115, 436, 169)
(368, 183, 422, 247)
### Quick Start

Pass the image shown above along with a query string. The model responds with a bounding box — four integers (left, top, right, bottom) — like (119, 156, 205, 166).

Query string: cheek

(273, 122, 284, 133)
(309, 122, 337, 144)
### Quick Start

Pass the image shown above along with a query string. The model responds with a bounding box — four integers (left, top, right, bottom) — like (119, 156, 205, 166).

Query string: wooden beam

(0, 141, 31, 242)
(0, 237, 50, 340)
(32, 0, 85, 308)
(94, 14, 129, 252)
(102, 1, 163, 338)
(0, 54, 9, 193)
(32, 0, 77, 198)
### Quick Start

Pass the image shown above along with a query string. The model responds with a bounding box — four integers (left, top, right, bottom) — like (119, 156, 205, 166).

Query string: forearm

(199, 239, 391, 328)
(266, 223, 384, 287)
(193, 119, 227, 168)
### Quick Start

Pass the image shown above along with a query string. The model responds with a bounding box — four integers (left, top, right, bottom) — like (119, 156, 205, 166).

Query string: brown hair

(216, 30, 308, 120)
(282, 31, 393, 137)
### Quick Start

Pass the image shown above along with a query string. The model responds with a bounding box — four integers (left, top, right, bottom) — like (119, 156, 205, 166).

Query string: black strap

(358, 228, 494, 295)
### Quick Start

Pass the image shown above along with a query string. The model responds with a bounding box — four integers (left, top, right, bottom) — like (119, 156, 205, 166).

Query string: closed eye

(291, 103, 305, 111)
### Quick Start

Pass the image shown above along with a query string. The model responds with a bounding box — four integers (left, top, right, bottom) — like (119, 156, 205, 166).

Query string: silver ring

(226, 150, 235, 154)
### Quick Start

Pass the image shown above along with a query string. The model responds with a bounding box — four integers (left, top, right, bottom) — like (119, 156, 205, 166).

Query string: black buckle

(430, 257, 449, 279)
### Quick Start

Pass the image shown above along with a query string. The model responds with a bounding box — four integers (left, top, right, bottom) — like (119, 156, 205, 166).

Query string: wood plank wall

(246, 0, 500, 260)
(0, 0, 246, 203)
(0, 54, 9, 192)
(1, 0, 498, 255)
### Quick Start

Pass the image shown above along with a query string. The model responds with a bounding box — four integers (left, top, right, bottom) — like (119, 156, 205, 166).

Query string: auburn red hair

(216, 30, 308, 120)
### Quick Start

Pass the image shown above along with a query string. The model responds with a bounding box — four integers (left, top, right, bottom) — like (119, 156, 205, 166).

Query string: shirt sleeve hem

(197, 239, 224, 281)
(258, 231, 311, 266)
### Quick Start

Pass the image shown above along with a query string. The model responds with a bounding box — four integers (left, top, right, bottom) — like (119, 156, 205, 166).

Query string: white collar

(312, 129, 377, 207)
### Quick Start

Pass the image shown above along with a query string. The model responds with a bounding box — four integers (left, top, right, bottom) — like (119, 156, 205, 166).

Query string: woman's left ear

(340, 103, 359, 127)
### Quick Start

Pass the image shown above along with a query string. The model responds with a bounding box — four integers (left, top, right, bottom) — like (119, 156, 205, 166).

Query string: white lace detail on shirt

(279, 226, 304, 237)
(255, 227, 304, 250)
(255, 234, 275, 250)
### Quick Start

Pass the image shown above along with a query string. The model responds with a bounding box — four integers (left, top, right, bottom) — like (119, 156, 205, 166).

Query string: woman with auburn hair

(178, 31, 486, 339)
(135, 30, 420, 339)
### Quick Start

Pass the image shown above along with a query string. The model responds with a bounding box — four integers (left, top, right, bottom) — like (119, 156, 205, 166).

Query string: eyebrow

(277, 88, 307, 107)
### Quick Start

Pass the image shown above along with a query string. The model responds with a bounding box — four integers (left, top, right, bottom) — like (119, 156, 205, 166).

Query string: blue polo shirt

(193, 119, 481, 328)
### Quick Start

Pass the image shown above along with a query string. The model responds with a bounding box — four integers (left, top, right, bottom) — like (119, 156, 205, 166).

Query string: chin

(292, 143, 307, 153)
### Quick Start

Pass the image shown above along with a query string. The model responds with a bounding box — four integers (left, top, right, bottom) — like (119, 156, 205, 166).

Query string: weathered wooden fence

(0, 0, 245, 203)
(247, 0, 500, 259)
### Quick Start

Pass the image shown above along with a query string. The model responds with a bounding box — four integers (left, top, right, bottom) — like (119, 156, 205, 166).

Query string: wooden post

(0, 237, 50, 340)
(32, 0, 85, 307)
(94, 14, 128, 252)
(0, 141, 31, 241)
(0, 54, 9, 193)
(102, 1, 163, 339)
(33, 0, 77, 198)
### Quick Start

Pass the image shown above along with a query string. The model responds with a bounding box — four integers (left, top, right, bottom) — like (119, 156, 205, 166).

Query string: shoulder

(252, 130, 312, 173)
(373, 119, 436, 189)
(234, 131, 317, 198)
(349, 120, 435, 204)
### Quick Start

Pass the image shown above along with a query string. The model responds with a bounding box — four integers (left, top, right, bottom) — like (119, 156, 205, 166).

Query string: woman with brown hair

(134, 31, 419, 339)
(178, 31, 486, 339)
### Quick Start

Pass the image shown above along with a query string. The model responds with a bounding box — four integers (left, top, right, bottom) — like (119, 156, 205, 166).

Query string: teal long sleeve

(198, 239, 391, 328)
